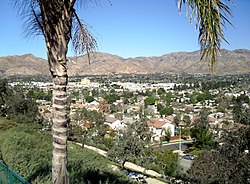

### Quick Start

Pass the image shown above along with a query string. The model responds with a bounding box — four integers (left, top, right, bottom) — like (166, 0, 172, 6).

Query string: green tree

(28, 88, 52, 101)
(4, 88, 41, 124)
(191, 109, 214, 148)
(189, 126, 250, 183)
(157, 88, 166, 95)
(183, 115, 191, 126)
(163, 127, 172, 142)
(165, 92, 173, 104)
(144, 96, 156, 106)
(85, 95, 94, 103)
(104, 93, 120, 104)
(157, 103, 164, 112)
(0, 79, 8, 116)
(232, 103, 250, 125)
(174, 114, 181, 127)
(160, 106, 174, 116)
(76, 107, 104, 127)
(110, 104, 119, 114)
(190, 95, 196, 104)
(191, 127, 214, 149)
(108, 120, 151, 167)
(91, 89, 99, 96)
(166, 106, 174, 115)
(154, 150, 179, 176)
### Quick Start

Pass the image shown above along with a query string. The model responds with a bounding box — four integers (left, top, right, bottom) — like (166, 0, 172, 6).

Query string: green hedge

(0, 119, 133, 184)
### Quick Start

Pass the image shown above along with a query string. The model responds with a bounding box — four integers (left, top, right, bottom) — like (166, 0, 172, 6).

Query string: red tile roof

(147, 118, 168, 129)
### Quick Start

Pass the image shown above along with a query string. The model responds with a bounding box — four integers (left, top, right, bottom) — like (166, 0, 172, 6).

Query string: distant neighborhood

(9, 74, 250, 146)
(1, 73, 250, 183)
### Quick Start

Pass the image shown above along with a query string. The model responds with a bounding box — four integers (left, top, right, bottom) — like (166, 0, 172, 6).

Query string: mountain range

(0, 49, 250, 77)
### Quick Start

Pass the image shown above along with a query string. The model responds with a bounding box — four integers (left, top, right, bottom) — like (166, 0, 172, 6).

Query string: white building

(147, 118, 175, 142)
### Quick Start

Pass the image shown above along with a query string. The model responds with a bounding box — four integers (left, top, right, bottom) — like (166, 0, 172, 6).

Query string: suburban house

(147, 118, 175, 142)
(86, 100, 100, 111)
(105, 115, 127, 131)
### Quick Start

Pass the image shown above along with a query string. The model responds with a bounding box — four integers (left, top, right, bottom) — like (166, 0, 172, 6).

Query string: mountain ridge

(0, 49, 249, 77)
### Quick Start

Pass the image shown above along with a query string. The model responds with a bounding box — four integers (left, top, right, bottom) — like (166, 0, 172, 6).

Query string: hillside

(1, 49, 250, 77)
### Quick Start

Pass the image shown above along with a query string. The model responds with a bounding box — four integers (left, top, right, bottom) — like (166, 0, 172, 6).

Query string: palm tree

(12, 0, 232, 183)
(13, 1, 97, 183)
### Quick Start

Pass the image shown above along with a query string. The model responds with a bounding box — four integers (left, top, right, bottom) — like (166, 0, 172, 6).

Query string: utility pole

(179, 125, 182, 151)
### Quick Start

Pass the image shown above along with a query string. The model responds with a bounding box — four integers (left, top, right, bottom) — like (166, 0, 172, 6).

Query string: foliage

(183, 115, 191, 126)
(85, 95, 95, 103)
(162, 128, 172, 142)
(181, 127, 191, 137)
(157, 103, 164, 112)
(0, 81, 42, 124)
(145, 89, 153, 97)
(91, 89, 99, 96)
(68, 144, 132, 184)
(144, 96, 156, 106)
(0, 124, 52, 183)
(104, 93, 120, 104)
(121, 90, 134, 105)
(5, 95, 40, 123)
(103, 134, 115, 149)
(160, 106, 174, 116)
(108, 120, 151, 166)
(165, 92, 173, 104)
(189, 126, 250, 183)
(0, 117, 16, 132)
(173, 114, 181, 127)
(0, 120, 133, 184)
(27, 88, 52, 101)
(111, 84, 121, 89)
(154, 150, 179, 176)
(232, 97, 250, 125)
(190, 95, 196, 104)
(190, 108, 214, 148)
(0, 79, 8, 116)
(75, 107, 104, 126)
(157, 103, 174, 116)
(110, 104, 119, 114)
(157, 88, 166, 95)
(232, 94, 250, 104)
(190, 127, 214, 149)
(189, 90, 213, 104)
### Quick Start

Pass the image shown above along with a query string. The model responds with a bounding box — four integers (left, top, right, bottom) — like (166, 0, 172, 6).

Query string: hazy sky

(0, 0, 250, 59)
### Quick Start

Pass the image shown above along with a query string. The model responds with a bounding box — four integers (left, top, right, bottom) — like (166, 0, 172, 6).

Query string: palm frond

(11, 0, 44, 38)
(177, 0, 233, 73)
(72, 9, 97, 64)
(75, 0, 112, 9)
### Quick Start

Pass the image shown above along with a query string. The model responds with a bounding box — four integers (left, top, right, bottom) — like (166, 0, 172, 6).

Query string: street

(153, 140, 194, 151)
(179, 158, 192, 172)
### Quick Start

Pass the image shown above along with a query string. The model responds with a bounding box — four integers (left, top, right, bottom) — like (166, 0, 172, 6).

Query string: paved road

(154, 140, 194, 151)
(74, 142, 165, 184)
(145, 178, 166, 184)
(180, 158, 192, 172)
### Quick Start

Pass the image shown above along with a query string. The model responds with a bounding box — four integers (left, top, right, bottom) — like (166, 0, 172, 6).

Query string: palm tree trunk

(52, 74, 69, 184)
(45, 30, 70, 183)
(41, 9, 72, 181)
(39, 2, 75, 183)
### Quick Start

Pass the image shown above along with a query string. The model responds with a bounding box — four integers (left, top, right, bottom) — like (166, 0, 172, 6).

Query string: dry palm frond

(12, 0, 44, 38)
(72, 9, 98, 64)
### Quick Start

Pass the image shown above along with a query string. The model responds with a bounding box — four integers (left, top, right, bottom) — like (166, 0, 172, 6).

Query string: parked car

(182, 154, 194, 160)
(123, 170, 147, 183)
